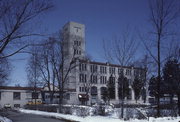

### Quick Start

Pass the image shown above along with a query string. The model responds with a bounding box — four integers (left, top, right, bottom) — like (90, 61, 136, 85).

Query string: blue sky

(8, 0, 167, 86)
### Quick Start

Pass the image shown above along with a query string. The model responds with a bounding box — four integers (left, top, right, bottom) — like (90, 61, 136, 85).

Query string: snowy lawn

(19, 108, 180, 122)
(0, 116, 12, 122)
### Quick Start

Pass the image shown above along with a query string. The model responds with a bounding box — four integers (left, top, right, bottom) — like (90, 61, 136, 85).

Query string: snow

(19, 108, 180, 122)
(0, 116, 12, 122)
(19, 108, 84, 122)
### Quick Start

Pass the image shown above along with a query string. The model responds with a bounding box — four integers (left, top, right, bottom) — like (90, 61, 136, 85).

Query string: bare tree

(103, 27, 138, 66)
(0, 55, 11, 85)
(38, 38, 59, 104)
(142, 0, 180, 116)
(27, 38, 60, 104)
(56, 33, 78, 112)
(0, 0, 53, 58)
(26, 30, 78, 111)
(134, 54, 156, 103)
(166, 39, 180, 61)
(103, 27, 138, 119)
(26, 47, 42, 108)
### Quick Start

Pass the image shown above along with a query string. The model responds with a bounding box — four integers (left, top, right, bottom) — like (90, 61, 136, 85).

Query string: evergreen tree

(107, 75, 115, 100)
(118, 73, 129, 118)
(148, 76, 158, 97)
(101, 87, 109, 104)
(163, 58, 180, 114)
(132, 77, 143, 103)
(118, 74, 129, 99)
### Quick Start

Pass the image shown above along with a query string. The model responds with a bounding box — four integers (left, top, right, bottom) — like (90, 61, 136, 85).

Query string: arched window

(91, 86, 97, 95)
(127, 88, 132, 100)
(100, 87, 107, 95)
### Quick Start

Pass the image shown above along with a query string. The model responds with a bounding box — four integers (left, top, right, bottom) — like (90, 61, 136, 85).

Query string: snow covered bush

(62, 105, 97, 116)
(0, 116, 12, 122)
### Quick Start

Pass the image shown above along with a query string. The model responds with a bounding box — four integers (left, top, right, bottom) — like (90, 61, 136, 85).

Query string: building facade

(41, 84, 60, 104)
(62, 21, 147, 105)
(0, 86, 42, 108)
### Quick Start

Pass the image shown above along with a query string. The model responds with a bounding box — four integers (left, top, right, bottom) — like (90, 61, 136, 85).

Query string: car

(4, 104, 11, 109)
(27, 100, 42, 105)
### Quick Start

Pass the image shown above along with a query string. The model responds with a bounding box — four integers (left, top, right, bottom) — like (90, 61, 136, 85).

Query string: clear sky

(8, 0, 179, 86)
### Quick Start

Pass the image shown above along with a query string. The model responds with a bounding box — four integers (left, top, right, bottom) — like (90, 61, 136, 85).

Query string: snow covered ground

(0, 116, 12, 122)
(19, 108, 180, 122)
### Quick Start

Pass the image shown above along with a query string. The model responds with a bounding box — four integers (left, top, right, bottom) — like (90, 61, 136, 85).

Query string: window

(14, 104, 20, 107)
(74, 49, 81, 55)
(91, 86, 97, 95)
(118, 68, 123, 74)
(74, 41, 81, 46)
(79, 63, 87, 71)
(64, 27, 68, 32)
(100, 66, 107, 74)
(109, 67, 115, 74)
(90, 65, 98, 73)
(79, 87, 87, 92)
(128, 79, 131, 85)
(100, 76, 107, 84)
(126, 69, 131, 76)
(109, 76, 115, 84)
(79, 74, 87, 83)
(64, 93, 70, 100)
(45, 95, 49, 98)
(91, 75, 97, 84)
(13, 92, 21, 100)
(74, 26, 81, 33)
(32, 92, 39, 99)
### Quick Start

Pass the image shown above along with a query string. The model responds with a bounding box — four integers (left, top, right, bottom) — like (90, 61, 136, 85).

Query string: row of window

(79, 86, 97, 94)
(79, 74, 131, 84)
(45, 93, 70, 100)
(45, 95, 59, 99)
(79, 63, 140, 76)
(79, 74, 98, 84)
(79, 86, 134, 100)
(0, 92, 38, 100)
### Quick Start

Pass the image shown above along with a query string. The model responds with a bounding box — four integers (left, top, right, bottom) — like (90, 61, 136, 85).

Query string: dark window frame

(13, 92, 21, 100)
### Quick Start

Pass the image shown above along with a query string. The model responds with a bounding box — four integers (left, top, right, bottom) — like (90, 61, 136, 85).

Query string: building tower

(62, 21, 85, 61)
(61, 22, 86, 104)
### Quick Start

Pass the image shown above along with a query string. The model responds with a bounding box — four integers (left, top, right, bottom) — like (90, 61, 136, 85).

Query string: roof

(0, 86, 41, 91)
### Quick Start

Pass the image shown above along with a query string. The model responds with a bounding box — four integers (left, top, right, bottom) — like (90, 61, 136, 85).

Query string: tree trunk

(58, 89, 63, 113)
(50, 92, 54, 104)
(121, 84, 124, 119)
(170, 94, 174, 104)
(178, 93, 180, 116)
(121, 99, 124, 119)
(157, 32, 161, 117)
